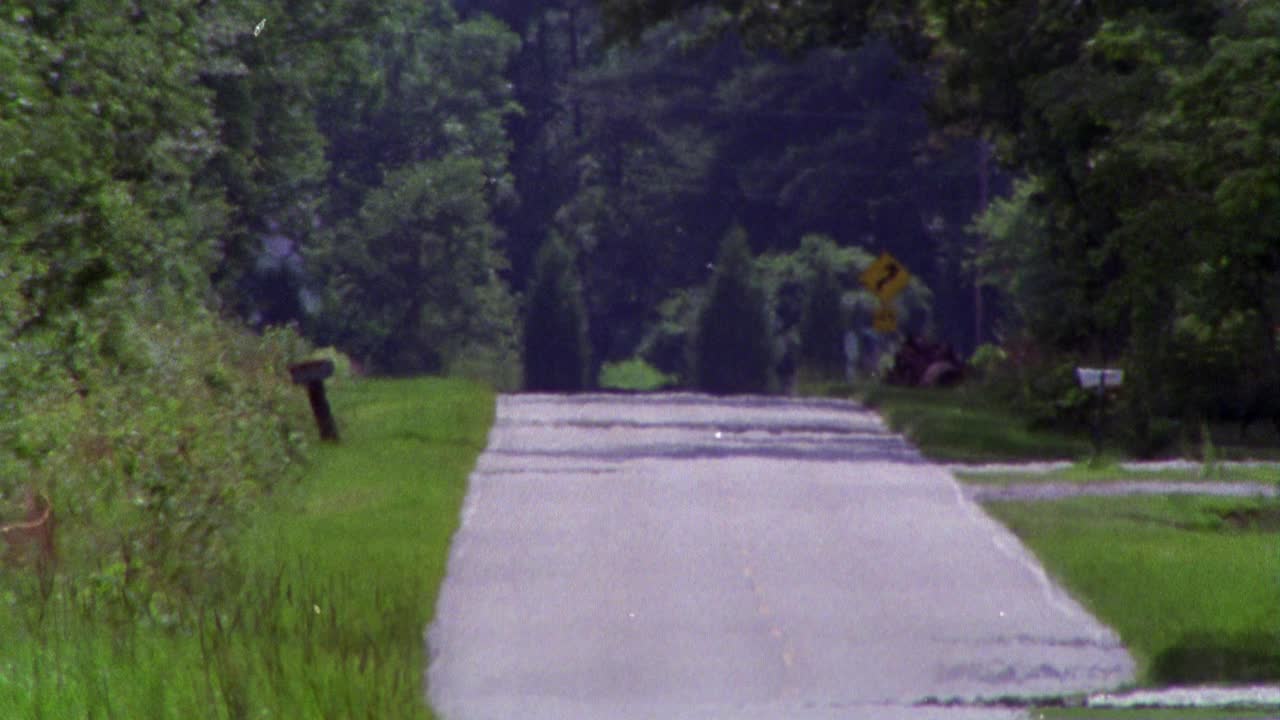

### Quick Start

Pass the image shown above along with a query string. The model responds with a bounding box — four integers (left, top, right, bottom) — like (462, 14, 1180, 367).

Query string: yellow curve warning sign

(860, 252, 911, 302)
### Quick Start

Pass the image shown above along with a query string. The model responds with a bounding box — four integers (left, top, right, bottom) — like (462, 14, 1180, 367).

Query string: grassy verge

(984, 495, 1280, 685)
(957, 461, 1280, 485)
(809, 382, 1092, 462)
(0, 377, 493, 719)
(807, 381, 1280, 463)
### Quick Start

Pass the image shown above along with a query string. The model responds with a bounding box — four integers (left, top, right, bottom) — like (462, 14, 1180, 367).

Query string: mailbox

(289, 359, 339, 442)
(289, 358, 335, 385)
(1075, 367, 1124, 390)
(1076, 366, 1123, 459)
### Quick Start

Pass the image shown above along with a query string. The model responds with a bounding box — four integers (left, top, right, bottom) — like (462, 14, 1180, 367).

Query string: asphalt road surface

(427, 394, 1134, 719)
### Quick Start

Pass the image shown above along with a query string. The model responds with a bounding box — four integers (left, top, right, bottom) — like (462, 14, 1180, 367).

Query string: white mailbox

(1075, 367, 1124, 390)
(1076, 367, 1123, 459)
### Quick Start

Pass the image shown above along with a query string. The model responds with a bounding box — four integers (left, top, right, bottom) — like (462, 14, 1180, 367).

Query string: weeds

(1, 370, 492, 718)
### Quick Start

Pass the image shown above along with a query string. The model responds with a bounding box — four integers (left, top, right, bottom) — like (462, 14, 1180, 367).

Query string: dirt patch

(1219, 506, 1280, 532)
(1152, 633, 1280, 685)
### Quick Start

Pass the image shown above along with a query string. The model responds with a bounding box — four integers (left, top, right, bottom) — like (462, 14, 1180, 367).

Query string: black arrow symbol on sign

(876, 263, 899, 293)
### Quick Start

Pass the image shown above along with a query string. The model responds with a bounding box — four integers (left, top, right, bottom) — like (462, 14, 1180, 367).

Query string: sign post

(1075, 367, 1123, 459)
(872, 305, 898, 334)
(859, 252, 911, 335)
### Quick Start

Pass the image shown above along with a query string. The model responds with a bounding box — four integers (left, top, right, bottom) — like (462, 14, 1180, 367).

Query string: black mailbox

(289, 359, 339, 442)
(289, 358, 335, 384)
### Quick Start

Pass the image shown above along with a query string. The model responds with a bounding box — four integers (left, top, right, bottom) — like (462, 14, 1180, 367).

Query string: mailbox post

(1075, 367, 1123, 459)
(289, 359, 339, 442)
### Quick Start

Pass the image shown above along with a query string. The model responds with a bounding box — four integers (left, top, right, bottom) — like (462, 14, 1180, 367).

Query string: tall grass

(0, 377, 493, 719)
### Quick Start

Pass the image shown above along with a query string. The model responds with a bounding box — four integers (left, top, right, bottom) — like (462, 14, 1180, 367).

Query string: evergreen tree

(692, 228, 774, 394)
(523, 234, 591, 391)
(799, 256, 846, 379)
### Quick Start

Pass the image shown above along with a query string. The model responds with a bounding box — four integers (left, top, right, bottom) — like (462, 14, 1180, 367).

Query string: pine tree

(523, 234, 591, 391)
(692, 228, 774, 394)
(799, 256, 846, 379)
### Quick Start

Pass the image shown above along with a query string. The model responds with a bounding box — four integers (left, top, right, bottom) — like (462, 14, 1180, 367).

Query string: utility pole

(975, 140, 990, 351)
(568, 1, 583, 139)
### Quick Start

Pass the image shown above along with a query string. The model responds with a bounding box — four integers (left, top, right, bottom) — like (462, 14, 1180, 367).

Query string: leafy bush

(0, 303, 312, 619)
(968, 343, 1009, 380)
(306, 346, 361, 385)
(1021, 360, 1094, 431)
(637, 288, 704, 386)
(599, 358, 674, 391)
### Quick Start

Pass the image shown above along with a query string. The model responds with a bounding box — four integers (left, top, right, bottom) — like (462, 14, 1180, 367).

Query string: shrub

(522, 234, 591, 391)
(798, 257, 846, 380)
(599, 358, 674, 391)
(0, 302, 312, 619)
(306, 346, 361, 385)
(637, 288, 703, 386)
(969, 343, 1009, 380)
(691, 228, 774, 395)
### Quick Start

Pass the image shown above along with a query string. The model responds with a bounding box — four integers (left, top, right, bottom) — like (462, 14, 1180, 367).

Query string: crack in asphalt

(495, 417, 894, 437)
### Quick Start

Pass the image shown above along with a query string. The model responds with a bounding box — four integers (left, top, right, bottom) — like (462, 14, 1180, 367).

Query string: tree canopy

(589, 0, 1280, 443)
(3, 0, 1275, 441)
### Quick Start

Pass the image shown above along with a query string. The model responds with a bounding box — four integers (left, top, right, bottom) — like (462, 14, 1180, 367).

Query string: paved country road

(427, 394, 1134, 719)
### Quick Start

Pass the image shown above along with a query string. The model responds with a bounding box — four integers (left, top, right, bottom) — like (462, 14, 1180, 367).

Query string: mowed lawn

(0, 377, 493, 719)
(985, 495, 1280, 686)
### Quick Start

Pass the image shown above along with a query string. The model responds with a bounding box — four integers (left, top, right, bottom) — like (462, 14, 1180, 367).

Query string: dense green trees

(200, 0, 523, 377)
(597, 0, 888, 51)
(601, 0, 1280, 443)
(692, 229, 775, 394)
(0, 1, 318, 609)
(523, 234, 592, 391)
(0, 0, 525, 614)
(4, 2, 221, 334)
(315, 158, 518, 376)
(936, 0, 1280, 444)
(4, 0, 1275, 471)
(467, 0, 985, 371)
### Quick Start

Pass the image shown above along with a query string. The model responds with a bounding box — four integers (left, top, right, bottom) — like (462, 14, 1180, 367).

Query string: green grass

(809, 381, 1280, 464)
(958, 461, 1280, 485)
(0, 376, 493, 719)
(598, 358, 674, 391)
(813, 382, 1093, 462)
(1037, 708, 1280, 719)
(984, 495, 1280, 685)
